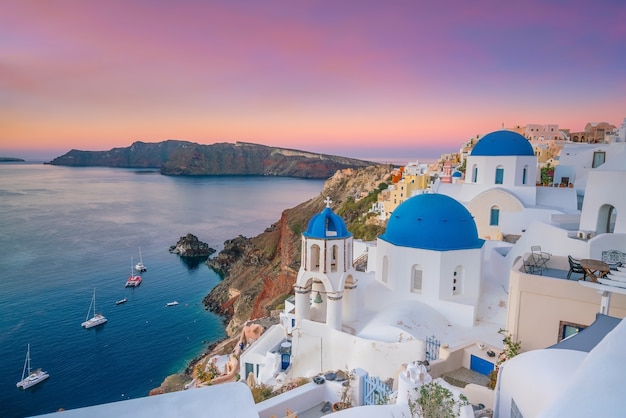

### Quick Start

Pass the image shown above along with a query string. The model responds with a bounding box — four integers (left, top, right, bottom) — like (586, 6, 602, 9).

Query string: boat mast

(85, 288, 95, 321)
(22, 344, 31, 380)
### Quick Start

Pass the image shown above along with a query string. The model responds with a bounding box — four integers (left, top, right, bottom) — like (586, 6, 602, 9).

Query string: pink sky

(1, 0, 625, 161)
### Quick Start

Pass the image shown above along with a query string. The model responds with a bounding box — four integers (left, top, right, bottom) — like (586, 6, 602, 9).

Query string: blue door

(470, 355, 494, 376)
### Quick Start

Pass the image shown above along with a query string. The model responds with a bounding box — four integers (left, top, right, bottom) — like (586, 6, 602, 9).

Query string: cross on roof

(324, 196, 332, 208)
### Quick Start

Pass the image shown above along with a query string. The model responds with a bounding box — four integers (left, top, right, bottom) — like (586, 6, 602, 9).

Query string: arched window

(472, 165, 478, 183)
(490, 206, 500, 226)
(411, 265, 423, 293)
(495, 166, 504, 184)
(310, 244, 321, 272)
(522, 165, 528, 185)
(330, 244, 338, 272)
(598, 204, 616, 234)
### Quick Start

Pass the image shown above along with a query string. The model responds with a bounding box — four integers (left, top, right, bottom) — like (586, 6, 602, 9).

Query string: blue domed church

(438, 130, 577, 241)
(376, 193, 485, 327)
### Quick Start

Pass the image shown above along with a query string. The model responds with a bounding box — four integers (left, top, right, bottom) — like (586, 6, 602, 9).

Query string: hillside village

(41, 118, 626, 418)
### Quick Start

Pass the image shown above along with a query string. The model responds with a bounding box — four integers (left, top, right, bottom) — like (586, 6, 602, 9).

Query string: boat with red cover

(125, 257, 142, 287)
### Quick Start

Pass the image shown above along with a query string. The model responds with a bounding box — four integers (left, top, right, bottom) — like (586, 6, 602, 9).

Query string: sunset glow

(1, 0, 625, 161)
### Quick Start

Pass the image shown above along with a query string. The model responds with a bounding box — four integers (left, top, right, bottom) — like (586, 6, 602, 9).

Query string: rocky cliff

(47, 140, 376, 179)
(203, 164, 392, 337)
(47, 140, 192, 168)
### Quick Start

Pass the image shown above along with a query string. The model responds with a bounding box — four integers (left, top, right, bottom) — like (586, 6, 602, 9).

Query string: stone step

(440, 367, 490, 388)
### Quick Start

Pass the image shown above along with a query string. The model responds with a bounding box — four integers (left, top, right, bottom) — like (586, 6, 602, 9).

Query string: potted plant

(332, 369, 354, 411)
(487, 328, 522, 389)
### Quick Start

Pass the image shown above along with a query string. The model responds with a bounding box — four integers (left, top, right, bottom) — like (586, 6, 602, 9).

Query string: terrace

(520, 254, 577, 281)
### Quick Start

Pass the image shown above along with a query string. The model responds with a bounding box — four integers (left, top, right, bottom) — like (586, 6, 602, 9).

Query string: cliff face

(47, 140, 193, 168)
(48, 140, 375, 179)
(203, 164, 392, 337)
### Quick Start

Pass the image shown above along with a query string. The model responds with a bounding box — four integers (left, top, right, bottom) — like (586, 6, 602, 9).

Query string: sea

(0, 163, 325, 418)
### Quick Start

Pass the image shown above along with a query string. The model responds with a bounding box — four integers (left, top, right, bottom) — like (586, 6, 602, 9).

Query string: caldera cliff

(47, 140, 376, 179)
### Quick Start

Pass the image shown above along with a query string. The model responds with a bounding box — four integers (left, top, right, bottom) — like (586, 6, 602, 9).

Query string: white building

(438, 130, 579, 242)
(374, 193, 485, 327)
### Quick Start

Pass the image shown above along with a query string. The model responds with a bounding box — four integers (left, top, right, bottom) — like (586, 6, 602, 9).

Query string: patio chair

(524, 261, 542, 275)
(567, 255, 585, 280)
(531, 246, 551, 270)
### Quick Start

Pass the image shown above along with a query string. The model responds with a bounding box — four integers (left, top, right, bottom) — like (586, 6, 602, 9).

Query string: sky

(1, 0, 625, 162)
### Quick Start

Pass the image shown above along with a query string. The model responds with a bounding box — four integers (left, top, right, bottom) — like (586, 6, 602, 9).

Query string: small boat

(16, 344, 49, 389)
(135, 247, 147, 272)
(82, 288, 107, 328)
(126, 257, 142, 287)
(166, 301, 179, 307)
(116, 298, 128, 305)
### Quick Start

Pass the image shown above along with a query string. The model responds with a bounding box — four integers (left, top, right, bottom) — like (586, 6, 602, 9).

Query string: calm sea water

(0, 163, 324, 418)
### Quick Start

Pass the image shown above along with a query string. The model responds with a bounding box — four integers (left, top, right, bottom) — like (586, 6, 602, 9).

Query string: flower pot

(332, 402, 350, 412)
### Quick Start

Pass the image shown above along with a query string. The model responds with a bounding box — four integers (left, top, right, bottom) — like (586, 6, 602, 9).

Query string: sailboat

(135, 246, 147, 272)
(81, 288, 107, 328)
(126, 257, 142, 287)
(16, 344, 49, 389)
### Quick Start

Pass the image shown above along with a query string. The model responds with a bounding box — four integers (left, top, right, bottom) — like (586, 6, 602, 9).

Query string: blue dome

(380, 194, 483, 251)
(471, 130, 534, 157)
(452, 171, 462, 178)
(304, 207, 351, 239)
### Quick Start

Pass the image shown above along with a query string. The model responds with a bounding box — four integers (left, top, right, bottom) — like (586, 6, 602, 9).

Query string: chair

(567, 255, 585, 280)
(531, 246, 551, 270)
(523, 260, 542, 275)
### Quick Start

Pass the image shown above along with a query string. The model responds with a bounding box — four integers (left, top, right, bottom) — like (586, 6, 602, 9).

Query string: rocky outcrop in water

(169, 233, 215, 257)
(47, 140, 376, 179)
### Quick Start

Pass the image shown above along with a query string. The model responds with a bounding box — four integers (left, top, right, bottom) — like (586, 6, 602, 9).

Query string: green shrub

(408, 382, 469, 418)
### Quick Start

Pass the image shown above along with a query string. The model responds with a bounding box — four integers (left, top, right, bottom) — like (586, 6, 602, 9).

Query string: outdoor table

(580, 259, 610, 283)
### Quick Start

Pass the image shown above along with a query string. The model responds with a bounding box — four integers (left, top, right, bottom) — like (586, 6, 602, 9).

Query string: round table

(580, 259, 610, 282)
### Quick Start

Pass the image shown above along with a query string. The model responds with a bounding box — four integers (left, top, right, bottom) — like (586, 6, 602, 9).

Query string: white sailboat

(81, 288, 107, 328)
(135, 246, 147, 272)
(16, 344, 49, 389)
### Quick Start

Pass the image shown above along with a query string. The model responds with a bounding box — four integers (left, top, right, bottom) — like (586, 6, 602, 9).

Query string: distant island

(46, 140, 378, 179)
(0, 157, 25, 162)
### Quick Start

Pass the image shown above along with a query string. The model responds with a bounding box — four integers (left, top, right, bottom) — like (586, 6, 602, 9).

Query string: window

(522, 166, 528, 185)
(490, 207, 500, 226)
(453, 267, 462, 295)
(592, 151, 606, 168)
(511, 398, 524, 418)
(495, 166, 504, 184)
(411, 265, 423, 293)
(472, 165, 478, 183)
(310, 244, 321, 272)
(558, 320, 587, 342)
(245, 363, 254, 379)
(331, 245, 338, 272)
(382, 256, 389, 283)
